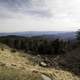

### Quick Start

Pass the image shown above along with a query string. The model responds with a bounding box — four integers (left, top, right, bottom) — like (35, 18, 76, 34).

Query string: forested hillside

(0, 35, 76, 55)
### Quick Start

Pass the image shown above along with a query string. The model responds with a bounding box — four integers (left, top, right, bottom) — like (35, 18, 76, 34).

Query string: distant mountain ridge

(0, 31, 76, 40)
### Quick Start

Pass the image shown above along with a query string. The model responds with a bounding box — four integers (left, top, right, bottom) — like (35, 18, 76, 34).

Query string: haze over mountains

(0, 31, 76, 40)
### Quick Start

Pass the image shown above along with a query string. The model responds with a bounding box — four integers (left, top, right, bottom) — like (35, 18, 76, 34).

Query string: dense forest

(0, 31, 78, 55)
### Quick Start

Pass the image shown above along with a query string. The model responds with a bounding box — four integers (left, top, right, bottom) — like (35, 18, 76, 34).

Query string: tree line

(0, 35, 73, 55)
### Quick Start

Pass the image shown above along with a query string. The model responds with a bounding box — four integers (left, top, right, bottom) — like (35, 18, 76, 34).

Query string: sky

(0, 0, 80, 32)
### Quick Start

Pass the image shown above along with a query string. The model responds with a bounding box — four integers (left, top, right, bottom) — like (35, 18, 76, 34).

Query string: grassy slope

(0, 43, 80, 80)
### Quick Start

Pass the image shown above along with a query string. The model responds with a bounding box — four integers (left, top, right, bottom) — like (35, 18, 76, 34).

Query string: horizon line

(0, 30, 77, 33)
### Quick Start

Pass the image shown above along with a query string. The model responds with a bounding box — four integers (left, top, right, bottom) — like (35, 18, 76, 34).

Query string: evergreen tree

(76, 30, 80, 44)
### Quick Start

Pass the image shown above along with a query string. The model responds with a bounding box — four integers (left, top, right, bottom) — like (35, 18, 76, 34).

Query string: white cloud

(0, 0, 80, 32)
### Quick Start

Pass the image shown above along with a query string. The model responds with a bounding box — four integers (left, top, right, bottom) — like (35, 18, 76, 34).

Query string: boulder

(39, 62, 47, 67)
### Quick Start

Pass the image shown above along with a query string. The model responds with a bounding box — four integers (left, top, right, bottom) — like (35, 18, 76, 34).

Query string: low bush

(11, 49, 16, 53)
(1, 48, 4, 51)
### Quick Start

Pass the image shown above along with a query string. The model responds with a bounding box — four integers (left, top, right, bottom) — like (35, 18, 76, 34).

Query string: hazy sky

(0, 0, 80, 32)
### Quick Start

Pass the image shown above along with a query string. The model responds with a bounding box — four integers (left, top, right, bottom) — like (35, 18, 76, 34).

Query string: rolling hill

(0, 31, 76, 40)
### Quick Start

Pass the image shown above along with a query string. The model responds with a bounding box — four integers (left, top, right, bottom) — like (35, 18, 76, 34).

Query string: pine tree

(76, 30, 80, 44)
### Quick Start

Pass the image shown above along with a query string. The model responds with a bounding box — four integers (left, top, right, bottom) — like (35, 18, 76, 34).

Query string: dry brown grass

(0, 45, 80, 80)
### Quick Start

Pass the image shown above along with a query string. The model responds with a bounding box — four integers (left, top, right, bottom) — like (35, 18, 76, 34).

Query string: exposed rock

(41, 74, 52, 80)
(41, 74, 57, 80)
(39, 62, 47, 67)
